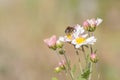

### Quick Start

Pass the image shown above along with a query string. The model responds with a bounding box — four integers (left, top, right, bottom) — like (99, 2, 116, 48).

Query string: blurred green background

(0, 0, 120, 80)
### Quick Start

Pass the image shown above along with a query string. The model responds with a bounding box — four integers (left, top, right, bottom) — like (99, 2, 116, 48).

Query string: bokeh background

(0, 0, 120, 80)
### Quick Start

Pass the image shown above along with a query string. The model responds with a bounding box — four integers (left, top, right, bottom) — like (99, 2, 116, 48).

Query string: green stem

(88, 62, 92, 80)
(76, 50, 83, 74)
(90, 45, 93, 53)
(64, 70, 69, 80)
(63, 53, 74, 80)
(81, 46, 87, 66)
(87, 44, 93, 80)
(96, 63, 100, 80)
(56, 50, 69, 80)
(56, 50, 62, 61)
(88, 32, 94, 80)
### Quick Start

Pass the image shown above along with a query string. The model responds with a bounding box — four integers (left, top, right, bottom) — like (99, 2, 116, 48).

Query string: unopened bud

(54, 67, 61, 73)
(83, 20, 96, 32)
(90, 53, 98, 63)
(59, 60, 66, 70)
(59, 49, 65, 55)
(56, 40, 63, 48)
(83, 21, 90, 30)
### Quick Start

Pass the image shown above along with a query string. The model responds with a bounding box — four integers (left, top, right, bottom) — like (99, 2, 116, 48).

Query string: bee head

(65, 26, 75, 35)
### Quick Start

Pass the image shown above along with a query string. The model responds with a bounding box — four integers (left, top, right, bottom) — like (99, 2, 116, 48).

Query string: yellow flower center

(76, 37, 85, 44)
(67, 35, 72, 39)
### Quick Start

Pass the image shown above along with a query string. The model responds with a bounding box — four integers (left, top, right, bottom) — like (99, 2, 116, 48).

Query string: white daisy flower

(71, 35, 96, 48)
(58, 24, 97, 47)
(59, 24, 85, 43)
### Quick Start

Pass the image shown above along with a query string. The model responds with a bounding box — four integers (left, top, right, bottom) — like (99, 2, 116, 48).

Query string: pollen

(67, 35, 72, 39)
(76, 37, 85, 44)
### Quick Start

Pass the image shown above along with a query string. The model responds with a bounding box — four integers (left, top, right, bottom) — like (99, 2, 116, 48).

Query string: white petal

(75, 24, 80, 30)
(86, 36, 96, 44)
(71, 39, 76, 45)
(65, 38, 71, 42)
(80, 28, 85, 34)
(73, 32, 78, 38)
(75, 24, 84, 33)
(76, 42, 86, 48)
(96, 18, 103, 26)
(73, 26, 85, 38)
(79, 27, 84, 34)
(75, 44, 80, 48)
(87, 19, 91, 24)
(59, 36, 65, 42)
(82, 34, 88, 38)
(76, 24, 81, 27)
(64, 36, 71, 42)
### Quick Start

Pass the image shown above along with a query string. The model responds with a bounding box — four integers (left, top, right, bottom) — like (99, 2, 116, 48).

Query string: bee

(65, 26, 75, 35)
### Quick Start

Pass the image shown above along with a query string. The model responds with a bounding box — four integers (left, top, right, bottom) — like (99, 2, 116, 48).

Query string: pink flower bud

(44, 35, 57, 50)
(90, 53, 96, 59)
(54, 60, 66, 73)
(89, 18, 96, 27)
(83, 21, 90, 31)
(90, 53, 98, 63)
(59, 60, 66, 70)
(83, 21, 90, 28)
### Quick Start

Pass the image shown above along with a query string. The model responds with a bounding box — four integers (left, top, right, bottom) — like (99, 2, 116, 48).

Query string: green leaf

(71, 64, 76, 75)
(81, 68, 91, 79)
(77, 75, 86, 80)
(52, 77, 58, 80)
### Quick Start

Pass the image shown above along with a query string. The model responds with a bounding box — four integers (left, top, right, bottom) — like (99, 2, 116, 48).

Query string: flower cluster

(59, 24, 96, 48)
(44, 18, 102, 80)
(83, 18, 102, 32)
